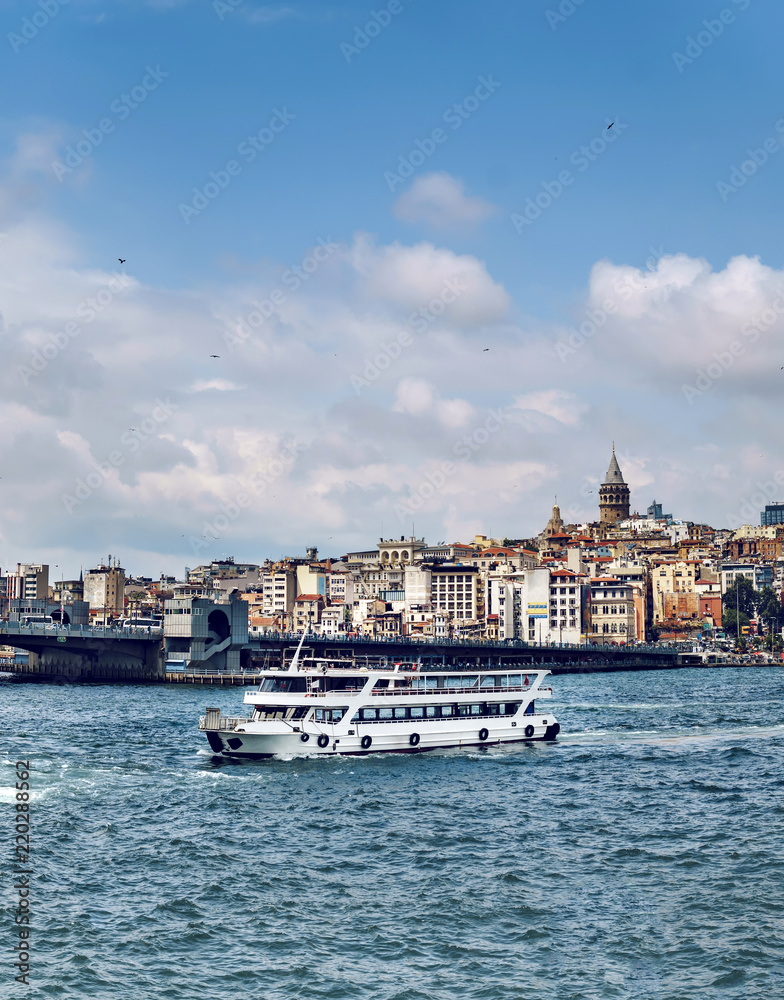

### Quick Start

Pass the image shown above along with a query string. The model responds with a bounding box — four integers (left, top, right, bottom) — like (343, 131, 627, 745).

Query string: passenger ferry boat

(199, 638, 560, 758)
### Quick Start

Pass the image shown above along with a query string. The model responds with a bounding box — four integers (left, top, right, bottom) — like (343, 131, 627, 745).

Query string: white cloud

(350, 234, 510, 326)
(582, 252, 784, 379)
(393, 172, 496, 230)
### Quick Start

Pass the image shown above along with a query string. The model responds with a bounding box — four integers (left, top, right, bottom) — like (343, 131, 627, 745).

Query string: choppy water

(2, 666, 784, 1000)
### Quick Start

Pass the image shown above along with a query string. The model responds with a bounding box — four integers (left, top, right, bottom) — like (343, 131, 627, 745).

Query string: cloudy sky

(1, 0, 783, 579)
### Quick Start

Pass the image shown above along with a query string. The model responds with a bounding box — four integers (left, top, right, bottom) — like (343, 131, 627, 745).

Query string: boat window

(481, 676, 497, 688)
(379, 708, 393, 720)
(260, 677, 306, 693)
(441, 704, 454, 716)
(360, 708, 377, 721)
(507, 675, 522, 687)
(458, 705, 471, 716)
(470, 705, 481, 716)
(410, 706, 424, 719)
(315, 709, 324, 721)
(525, 702, 535, 716)
(487, 703, 500, 715)
(331, 709, 344, 722)
(394, 707, 407, 720)
(291, 707, 309, 720)
(425, 706, 438, 717)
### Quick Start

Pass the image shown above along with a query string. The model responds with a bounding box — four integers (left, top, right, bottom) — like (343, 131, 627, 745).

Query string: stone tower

(543, 501, 565, 538)
(599, 445, 630, 526)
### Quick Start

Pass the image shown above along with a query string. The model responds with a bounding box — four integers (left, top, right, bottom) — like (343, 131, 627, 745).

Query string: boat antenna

(288, 630, 307, 672)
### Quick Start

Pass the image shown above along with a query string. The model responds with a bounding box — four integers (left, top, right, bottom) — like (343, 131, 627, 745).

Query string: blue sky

(1, 0, 783, 577)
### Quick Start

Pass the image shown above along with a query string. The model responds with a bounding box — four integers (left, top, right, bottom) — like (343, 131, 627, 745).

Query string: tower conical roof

(603, 447, 626, 486)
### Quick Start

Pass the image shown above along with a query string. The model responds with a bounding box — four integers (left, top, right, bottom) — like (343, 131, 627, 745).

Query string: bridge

(0, 623, 699, 684)
(0, 622, 164, 682)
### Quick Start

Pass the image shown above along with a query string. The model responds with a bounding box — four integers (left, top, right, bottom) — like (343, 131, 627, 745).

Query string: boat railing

(198, 714, 250, 731)
(369, 683, 542, 697)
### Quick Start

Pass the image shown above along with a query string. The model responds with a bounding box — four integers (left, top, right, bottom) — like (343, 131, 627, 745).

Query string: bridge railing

(0, 622, 163, 639)
(246, 631, 673, 655)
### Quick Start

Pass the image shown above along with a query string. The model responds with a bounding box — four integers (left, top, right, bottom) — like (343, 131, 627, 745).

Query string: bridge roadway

(0, 624, 699, 684)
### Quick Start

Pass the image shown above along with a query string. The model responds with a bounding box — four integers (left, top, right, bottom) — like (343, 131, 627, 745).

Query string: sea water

(2, 666, 783, 1000)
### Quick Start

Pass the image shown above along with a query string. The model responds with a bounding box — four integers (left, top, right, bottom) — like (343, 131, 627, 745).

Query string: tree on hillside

(722, 608, 750, 638)
(755, 586, 784, 632)
(722, 577, 756, 618)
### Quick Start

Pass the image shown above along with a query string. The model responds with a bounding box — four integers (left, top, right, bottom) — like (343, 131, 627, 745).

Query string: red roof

(295, 594, 324, 602)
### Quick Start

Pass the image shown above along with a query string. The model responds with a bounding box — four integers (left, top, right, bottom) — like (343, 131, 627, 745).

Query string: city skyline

(2, 0, 784, 578)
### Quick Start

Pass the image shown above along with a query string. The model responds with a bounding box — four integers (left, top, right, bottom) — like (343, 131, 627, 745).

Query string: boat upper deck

(243, 664, 552, 705)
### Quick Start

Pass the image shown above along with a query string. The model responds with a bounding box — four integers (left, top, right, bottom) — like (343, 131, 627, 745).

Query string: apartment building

(430, 565, 479, 621)
(589, 577, 636, 641)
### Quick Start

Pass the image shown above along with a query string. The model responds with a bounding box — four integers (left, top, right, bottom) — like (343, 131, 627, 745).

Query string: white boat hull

(203, 715, 560, 758)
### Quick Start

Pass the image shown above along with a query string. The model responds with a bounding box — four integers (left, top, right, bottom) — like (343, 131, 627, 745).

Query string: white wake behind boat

(199, 637, 561, 758)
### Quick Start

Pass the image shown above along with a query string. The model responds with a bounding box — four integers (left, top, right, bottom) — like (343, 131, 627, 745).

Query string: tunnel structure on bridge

(163, 591, 249, 672)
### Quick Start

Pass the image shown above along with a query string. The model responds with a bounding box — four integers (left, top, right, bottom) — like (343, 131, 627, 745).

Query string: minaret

(599, 444, 630, 526)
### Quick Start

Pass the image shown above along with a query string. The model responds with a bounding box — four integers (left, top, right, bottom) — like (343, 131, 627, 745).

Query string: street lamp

(54, 564, 65, 627)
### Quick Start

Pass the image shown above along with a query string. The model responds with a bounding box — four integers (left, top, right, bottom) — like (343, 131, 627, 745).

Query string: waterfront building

(429, 564, 479, 622)
(589, 577, 637, 641)
(319, 605, 349, 637)
(186, 557, 260, 587)
(293, 594, 324, 632)
(761, 502, 784, 526)
(84, 560, 125, 620)
(6, 563, 49, 601)
(651, 560, 699, 624)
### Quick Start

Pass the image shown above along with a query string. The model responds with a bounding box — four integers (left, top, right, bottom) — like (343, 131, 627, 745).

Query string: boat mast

(288, 630, 308, 673)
